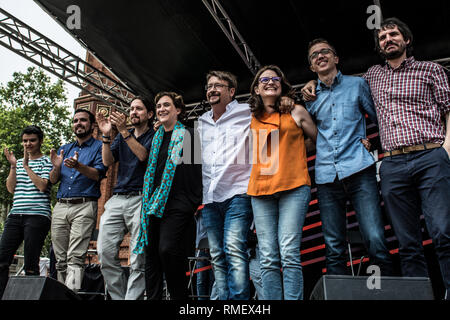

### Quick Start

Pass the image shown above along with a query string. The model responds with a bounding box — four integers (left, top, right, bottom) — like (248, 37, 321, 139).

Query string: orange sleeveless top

(247, 111, 310, 196)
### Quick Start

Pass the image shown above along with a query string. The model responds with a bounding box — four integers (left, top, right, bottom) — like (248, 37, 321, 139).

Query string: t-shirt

(9, 155, 53, 219)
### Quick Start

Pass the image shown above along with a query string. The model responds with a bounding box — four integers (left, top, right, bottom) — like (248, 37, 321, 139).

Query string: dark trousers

(317, 165, 394, 276)
(145, 210, 195, 300)
(0, 214, 50, 298)
(380, 147, 450, 293)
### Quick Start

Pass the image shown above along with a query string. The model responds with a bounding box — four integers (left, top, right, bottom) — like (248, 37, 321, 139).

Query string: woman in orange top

(247, 65, 317, 300)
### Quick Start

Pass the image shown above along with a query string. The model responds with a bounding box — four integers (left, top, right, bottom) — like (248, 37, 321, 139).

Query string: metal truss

(0, 8, 134, 115)
(202, 0, 261, 75)
(185, 57, 450, 120)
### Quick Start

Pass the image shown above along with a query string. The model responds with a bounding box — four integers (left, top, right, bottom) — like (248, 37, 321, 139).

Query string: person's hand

(361, 138, 371, 152)
(153, 120, 161, 131)
(96, 111, 112, 135)
(63, 151, 80, 169)
(300, 80, 318, 102)
(50, 149, 64, 168)
(109, 111, 128, 133)
(23, 148, 29, 168)
(4, 148, 17, 167)
(279, 96, 295, 113)
(443, 140, 450, 159)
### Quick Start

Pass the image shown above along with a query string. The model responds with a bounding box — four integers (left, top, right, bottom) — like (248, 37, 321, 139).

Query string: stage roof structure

(31, 0, 450, 113)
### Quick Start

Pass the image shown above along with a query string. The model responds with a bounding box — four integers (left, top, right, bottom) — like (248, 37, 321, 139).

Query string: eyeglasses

(309, 48, 336, 62)
(259, 76, 281, 84)
(205, 83, 229, 91)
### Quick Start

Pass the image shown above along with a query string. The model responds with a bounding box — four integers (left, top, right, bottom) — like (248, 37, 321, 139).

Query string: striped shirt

(9, 155, 53, 219)
(363, 56, 450, 152)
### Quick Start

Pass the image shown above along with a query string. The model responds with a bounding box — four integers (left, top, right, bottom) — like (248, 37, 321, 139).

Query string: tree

(0, 67, 73, 255)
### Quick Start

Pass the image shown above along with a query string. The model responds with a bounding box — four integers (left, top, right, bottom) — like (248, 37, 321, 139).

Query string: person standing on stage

(50, 109, 106, 292)
(0, 126, 52, 298)
(96, 96, 154, 300)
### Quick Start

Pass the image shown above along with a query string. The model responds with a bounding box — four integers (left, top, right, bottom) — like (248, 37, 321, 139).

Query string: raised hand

(4, 148, 17, 166)
(50, 149, 64, 168)
(109, 111, 127, 133)
(23, 148, 30, 168)
(96, 111, 112, 135)
(64, 151, 80, 169)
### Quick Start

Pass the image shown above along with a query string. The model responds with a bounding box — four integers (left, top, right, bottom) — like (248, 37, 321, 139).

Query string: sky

(0, 0, 86, 107)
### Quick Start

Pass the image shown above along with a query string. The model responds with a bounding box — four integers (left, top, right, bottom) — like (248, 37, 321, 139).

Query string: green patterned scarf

(134, 121, 185, 254)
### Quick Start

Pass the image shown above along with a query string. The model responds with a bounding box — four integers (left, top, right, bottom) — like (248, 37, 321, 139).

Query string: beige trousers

(51, 201, 97, 291)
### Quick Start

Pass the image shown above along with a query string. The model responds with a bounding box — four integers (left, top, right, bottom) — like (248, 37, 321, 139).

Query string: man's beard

(381, 42, 407, 60)
(208, 93, 221, 105)
(131, 116, 142, 126)
(74, 126, 92, 138)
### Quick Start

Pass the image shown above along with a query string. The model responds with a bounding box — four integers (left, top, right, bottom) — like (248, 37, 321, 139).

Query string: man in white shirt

(197, 71, 253, 300)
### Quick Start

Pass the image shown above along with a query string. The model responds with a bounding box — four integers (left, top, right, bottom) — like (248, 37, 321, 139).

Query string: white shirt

(198, 100, 252, 204)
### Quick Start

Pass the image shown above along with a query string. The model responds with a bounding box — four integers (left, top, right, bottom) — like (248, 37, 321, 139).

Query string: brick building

(74, 51, 132, 266)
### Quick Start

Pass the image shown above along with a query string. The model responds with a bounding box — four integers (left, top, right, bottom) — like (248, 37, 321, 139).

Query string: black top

(153, 127, 202, 214)
(111, 127, 155, 193)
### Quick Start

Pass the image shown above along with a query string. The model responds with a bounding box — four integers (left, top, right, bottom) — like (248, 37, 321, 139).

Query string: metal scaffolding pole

(0, 8, 134, 114)
(201, 0, 261, 75)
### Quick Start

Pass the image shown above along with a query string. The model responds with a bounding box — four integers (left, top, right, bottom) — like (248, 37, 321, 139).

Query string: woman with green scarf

(134, 92, 202, 300)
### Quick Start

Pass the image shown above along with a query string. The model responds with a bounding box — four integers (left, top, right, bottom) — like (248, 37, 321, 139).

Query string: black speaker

(2, 276, 81, 300)
(310, 275, 434, 300)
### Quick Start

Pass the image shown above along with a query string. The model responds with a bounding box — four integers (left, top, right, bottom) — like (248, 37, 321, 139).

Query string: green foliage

(0, 67, 73, 255)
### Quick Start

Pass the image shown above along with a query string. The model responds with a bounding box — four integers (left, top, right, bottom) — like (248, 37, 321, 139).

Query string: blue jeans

(251, 185, 311, 300)
(380, 148, 450, 295)
(317, 165, 394, 276)
(248, 244, 264, 300)
(201, 194, 253, 300)
(196, 249, 214, 300)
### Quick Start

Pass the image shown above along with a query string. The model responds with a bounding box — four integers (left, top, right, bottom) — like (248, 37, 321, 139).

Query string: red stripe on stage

(301, 244, 325, 255)
(185, 264, 213, 276)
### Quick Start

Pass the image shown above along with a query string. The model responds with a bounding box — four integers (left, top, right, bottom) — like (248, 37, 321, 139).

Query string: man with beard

(197, 70, 254, 300)
(49, 109, 107, 292)
(366, 18, 450, 299)
(302, 18, 450, 299)
(96, 96, 154, 300)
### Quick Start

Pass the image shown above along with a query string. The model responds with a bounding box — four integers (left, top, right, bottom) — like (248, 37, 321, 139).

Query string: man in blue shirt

(96, 96, 154, 300)
(49, 108, 107, 292)
(305, 39, 393, 276)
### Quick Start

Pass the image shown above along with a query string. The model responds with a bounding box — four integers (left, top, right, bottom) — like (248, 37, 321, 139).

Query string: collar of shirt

(204, 99, 239, 124)
(75, 136, 96, 148)
(384, 56, 416, 71)
(317, 71, 343, 92)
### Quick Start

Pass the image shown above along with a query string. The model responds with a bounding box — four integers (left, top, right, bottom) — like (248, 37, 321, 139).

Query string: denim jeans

(380, 148, 450, 295)
(201, 194, 253, 300)
(248, 244, 264, 300)
(196, 249, 214, 300)
(0, 214, 50, 298)
(251, 185, 311, 300)
(317, 165, 394, 276)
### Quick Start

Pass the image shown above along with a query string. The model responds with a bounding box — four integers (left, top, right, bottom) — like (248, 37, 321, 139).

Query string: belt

(383, 143, 441, 157)
(57, 197, 97, 204)
(113, 191, 143, 196)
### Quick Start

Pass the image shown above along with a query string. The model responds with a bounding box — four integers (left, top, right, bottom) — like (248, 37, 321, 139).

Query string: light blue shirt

(306, 71, 378, 184)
